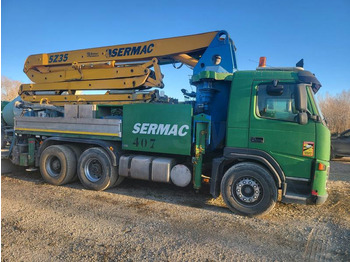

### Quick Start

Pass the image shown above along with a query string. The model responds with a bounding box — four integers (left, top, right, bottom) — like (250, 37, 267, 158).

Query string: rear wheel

(64, 144, 82, 159)
(39, 145, 77, 185)
(64, 144, 82, 181)
(221, 162, 277, 217)
(78, 147, 118, 191)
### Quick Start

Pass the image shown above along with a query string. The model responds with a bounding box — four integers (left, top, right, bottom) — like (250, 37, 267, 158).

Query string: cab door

(248, 82, 315, 179)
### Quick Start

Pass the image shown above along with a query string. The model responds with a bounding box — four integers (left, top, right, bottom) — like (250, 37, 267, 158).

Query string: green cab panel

(248, 80, 315, 179)
(315, 122, 331, 161)
(122, 104, 193, 155)
(226, 72, 253, 148)
(249, 119, 316, 179)
(312, 160, 329, 197)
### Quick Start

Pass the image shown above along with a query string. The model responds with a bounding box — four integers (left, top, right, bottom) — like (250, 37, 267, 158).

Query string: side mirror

(295, 84, 307, 111)
(297, 112, 308, 125)
(267, 85, 284, 96)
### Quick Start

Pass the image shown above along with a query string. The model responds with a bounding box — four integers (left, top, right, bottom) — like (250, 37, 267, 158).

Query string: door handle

(251, 137, 264, 143)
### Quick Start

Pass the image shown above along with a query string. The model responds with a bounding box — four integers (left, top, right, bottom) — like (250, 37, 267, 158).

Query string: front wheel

(78, 147, 118, 191)
(221, 162, 277, 217)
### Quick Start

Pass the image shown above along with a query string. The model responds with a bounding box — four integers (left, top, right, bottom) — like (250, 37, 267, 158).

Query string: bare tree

(318, 90, 350, 134)
(1, 76, 21, 101)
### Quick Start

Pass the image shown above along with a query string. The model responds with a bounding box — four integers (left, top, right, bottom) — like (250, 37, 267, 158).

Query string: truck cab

(207, 67, 330, 216)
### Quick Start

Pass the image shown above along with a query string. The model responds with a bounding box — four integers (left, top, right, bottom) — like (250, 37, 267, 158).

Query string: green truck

(3, 31, 330, 216)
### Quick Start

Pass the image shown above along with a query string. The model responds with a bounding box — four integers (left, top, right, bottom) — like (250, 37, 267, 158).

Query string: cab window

(257, 84, 298, 122)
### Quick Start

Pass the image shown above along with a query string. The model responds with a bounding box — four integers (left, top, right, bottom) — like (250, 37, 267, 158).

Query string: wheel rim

(46, 156, 61, 177)
(84, 158, 104, 182)
(232, 177, 263, 205)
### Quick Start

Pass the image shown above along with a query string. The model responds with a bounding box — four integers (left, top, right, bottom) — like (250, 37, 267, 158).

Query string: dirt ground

(1, 158, 350, 261)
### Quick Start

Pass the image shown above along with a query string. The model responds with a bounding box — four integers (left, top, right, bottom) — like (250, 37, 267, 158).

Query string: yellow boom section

(20, 31, 218, 105)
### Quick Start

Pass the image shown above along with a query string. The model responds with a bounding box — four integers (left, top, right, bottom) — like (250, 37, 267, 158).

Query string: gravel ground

(1, 158, 350, 261)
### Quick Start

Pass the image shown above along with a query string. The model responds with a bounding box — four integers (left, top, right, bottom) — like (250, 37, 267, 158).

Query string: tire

(64, 144, 83, 181)
(221, 162, 277, 217)
(64, 144, 82, 159)
(78, 147, 118, 191)
(39, 145, 77, 185)
(114, 176, 125, 186)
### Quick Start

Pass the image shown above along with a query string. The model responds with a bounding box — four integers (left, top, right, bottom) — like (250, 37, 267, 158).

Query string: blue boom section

(193, 30, 237, 75)
(191, 31, 237, 151)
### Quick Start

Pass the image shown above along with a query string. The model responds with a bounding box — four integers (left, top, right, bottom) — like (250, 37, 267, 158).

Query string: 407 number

(48, 53, 68, 63)
(132, 138, 155, 149)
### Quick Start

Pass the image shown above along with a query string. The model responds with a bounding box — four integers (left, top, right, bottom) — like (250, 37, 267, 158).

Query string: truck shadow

(106, 178, 231, 214)
(1, 160, 231, 215)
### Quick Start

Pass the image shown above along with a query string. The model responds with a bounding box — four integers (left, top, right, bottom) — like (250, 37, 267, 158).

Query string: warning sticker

(303, 141, 314, 157)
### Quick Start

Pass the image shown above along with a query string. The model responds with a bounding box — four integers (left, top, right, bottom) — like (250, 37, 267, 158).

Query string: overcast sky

(2, 0, 349, 99)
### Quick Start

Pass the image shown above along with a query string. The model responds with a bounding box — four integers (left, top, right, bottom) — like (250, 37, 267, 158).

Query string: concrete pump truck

(2, 30, 330, 216)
